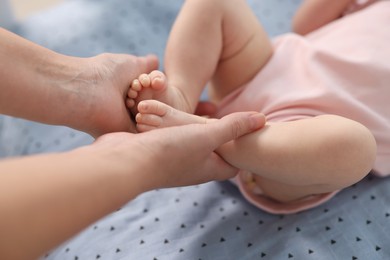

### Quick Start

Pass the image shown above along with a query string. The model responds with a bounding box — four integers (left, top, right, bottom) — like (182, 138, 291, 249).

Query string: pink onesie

(216, 1, 390, 214)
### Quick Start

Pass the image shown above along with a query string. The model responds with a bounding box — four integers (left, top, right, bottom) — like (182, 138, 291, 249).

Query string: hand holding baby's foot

(136, 100, 211, 132)
(126, 70, 192, 115)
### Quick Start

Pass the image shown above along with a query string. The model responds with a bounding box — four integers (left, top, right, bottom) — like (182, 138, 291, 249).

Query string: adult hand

(0, 111, 264, 260)
(93, 111, 266, 191)
(0, 28, 158, 138)
(68, 53, 158, 137)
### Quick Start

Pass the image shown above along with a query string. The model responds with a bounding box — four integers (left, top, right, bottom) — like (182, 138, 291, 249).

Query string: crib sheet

(1, 0, 389, 259)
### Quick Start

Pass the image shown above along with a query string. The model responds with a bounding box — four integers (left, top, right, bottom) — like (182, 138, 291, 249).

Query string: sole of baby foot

(136, 100, 208, 132)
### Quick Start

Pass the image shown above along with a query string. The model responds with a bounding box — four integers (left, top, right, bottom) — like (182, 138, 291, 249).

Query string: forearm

(292, 0, 352, 35)
(0, 28, 89, 127)
(0, 146, 144, 260)
(217, 115, 376, 188)
(0, 111, 262, 259)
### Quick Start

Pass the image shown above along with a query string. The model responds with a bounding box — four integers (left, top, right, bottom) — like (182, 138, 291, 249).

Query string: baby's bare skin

(126, 0, 377, 205)
(136, 99, 213, 132)
(127, 70, 192, 116)
(127, 71, 212, 132)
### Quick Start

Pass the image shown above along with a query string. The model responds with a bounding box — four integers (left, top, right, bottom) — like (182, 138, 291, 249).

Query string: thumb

(208, 112, 266, 148)
(135, 54, 159, 74)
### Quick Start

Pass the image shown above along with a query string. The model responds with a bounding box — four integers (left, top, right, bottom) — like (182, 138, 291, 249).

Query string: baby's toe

(131, 79, 142, 91)
(136, 113, 162, 127)
(138, 100, 169, 117)
(127, 89, 138, 99)
(136, 124, 157, 133)
(139, 73, 151, 87)
(126, 98, 135, 108)
(149, 71, 167, 91)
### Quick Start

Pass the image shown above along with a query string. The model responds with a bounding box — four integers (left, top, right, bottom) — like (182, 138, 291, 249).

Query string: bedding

(1, 0, 389, 259)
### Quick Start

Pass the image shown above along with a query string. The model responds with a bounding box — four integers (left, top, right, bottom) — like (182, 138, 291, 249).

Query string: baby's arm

(292, 0, 352, 35)
(217, 115, 377, 202)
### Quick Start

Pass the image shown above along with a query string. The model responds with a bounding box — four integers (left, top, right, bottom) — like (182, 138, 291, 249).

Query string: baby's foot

(135, 99, 215, 132)
(126, 70, 166, 108)
(126, 70, 191, 115)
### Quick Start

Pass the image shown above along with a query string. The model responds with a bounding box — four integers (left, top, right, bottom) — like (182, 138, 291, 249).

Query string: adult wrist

(80, 138, 151, 198)
(36, 53, 96, 131)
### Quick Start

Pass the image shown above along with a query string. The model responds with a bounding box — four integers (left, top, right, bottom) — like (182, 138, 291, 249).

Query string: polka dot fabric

(1, 0, 389, 259)
(44, 177, 390, 260)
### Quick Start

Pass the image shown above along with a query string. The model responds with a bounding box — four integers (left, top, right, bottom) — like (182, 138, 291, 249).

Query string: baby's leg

(136, 100, 375, 203)
(165, 0, 272, 106)
(127, 0, 272, 113)
(135, 99, 213, 132)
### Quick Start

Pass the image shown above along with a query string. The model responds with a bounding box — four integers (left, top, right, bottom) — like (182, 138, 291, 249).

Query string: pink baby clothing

(217, 2, 390, 214)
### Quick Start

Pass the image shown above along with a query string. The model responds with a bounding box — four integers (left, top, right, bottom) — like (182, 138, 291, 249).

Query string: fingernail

(249, 113, 265, 129)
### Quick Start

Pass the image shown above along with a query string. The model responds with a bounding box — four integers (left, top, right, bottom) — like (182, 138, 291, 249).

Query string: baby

(126, 0, 389, 214)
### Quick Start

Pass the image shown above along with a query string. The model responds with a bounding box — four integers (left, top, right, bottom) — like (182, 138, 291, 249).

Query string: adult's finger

(133, 54, 159, 75)
(201, 151, 239, 181)
(208, 112, 266, 148)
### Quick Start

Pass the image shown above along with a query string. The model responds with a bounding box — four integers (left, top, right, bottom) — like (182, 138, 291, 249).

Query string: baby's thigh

(209, 1, 273, 101)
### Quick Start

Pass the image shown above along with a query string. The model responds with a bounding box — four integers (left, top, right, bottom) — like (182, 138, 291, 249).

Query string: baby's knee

(332, 119, 376, 187)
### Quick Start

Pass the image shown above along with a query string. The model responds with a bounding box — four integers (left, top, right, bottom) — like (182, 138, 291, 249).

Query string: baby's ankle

(173, 87, 195, 113)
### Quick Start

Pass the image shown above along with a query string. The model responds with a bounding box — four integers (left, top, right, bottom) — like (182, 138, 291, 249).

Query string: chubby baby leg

(135, 100, 213, 132)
